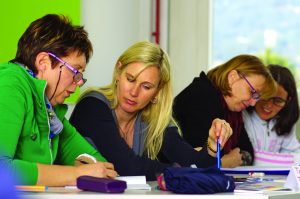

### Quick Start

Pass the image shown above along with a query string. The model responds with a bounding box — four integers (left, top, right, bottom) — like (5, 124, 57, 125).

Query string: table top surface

(19, 179, 300, 199)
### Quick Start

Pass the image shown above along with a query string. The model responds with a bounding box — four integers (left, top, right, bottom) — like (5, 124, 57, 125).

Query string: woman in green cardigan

(0, 14, 117, 186)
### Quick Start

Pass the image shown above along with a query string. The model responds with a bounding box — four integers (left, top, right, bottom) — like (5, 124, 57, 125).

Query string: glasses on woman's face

(238, 72, 261, 101)
(265, 97, 287, 107)
(47, 52, 87, 86)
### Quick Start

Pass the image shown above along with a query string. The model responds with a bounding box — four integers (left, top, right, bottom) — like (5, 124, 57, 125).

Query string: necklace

(118, 114, 138, 147)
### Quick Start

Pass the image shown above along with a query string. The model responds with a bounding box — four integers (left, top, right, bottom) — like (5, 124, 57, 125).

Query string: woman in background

(243, 64, 300, 165)
(173, 55, 277, 167)
(70, 41, 233, 180)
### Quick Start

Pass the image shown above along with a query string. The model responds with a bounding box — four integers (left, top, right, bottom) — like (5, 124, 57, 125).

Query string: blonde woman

(70, 41, 232, 180)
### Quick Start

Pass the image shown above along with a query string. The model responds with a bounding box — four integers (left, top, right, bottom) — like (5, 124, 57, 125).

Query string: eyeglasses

(265, 97, 287, 107)
(47, 52, 87, 86)
(238, 72, 260, 100)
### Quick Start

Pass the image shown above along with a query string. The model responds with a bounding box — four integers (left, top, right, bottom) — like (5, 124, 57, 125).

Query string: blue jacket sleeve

(160, 126, 216, 168)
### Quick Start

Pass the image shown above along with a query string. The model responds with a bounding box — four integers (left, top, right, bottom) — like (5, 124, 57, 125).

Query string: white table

(20, 181, 300, 199)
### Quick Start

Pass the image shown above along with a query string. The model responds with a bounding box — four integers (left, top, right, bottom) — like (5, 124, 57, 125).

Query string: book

(234, 177, 291, 193)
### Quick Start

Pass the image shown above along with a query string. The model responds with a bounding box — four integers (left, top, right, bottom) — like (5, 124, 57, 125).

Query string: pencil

(15, 185, 48, 192)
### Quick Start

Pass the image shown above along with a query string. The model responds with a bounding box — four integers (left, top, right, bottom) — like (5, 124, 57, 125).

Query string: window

(212, 0, 300, 87)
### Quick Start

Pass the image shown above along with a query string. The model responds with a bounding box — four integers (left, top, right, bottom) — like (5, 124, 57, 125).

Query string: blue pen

(217, 137, 221, 169)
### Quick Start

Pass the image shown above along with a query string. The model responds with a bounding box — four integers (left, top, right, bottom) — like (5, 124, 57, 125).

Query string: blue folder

(221, 166, 290, 175)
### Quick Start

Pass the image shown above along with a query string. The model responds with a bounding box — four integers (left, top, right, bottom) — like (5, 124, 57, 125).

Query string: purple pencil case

(77, 176, 127, 193)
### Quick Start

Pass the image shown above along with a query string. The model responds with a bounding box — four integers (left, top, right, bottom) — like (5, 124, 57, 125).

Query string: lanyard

(16, 62, 63, 139)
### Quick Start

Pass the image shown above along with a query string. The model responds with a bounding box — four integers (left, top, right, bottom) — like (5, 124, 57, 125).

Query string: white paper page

(116, 176, 151, 190)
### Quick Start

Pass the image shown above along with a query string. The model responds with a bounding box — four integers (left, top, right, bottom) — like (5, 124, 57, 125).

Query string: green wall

(1, 0, 80, 63)
(0, 0, 81, 103)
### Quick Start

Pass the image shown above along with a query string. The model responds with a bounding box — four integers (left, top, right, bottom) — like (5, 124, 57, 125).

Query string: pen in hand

(217, 137, 221, 169)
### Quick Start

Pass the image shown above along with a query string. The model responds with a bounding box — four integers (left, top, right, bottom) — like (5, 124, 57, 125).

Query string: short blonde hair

(207, 54, 276, 100)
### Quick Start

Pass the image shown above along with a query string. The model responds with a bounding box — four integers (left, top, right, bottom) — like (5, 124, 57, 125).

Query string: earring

(151, 97, 157, 104)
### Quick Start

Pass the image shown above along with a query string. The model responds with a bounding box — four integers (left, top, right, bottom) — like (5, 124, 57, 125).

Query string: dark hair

(268, 64, 299, 135)
(12, 14, 93, 74)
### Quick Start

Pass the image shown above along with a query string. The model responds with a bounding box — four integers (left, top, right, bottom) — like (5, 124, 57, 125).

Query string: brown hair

(12, 14, 93, 74)
(207, 54, 276, 100)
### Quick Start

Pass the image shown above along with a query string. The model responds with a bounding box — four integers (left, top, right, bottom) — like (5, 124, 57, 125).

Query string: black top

(173, 72, 254, 159)
(69, 94, 216, 180)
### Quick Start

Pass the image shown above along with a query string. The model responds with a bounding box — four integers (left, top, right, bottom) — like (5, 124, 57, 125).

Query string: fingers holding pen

(210, 118, 232, 146)
(220, 121, 232, 146)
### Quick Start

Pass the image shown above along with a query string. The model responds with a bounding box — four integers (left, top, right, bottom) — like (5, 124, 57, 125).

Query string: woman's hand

(37, 162, 118, 186)
(221, 148, 243, 167)
(75, 161, 118, 179)
(207, 118, 232, 157)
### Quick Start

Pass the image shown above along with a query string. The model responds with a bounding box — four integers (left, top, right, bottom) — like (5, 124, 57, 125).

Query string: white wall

(80, 0, 152, 90)
(169, 0, 211, 95)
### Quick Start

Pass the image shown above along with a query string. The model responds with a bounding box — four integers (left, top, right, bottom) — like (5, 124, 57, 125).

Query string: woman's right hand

(207, 118, 233, 156)
(75, 161, 118, 179)
(36, 162, 118, 186)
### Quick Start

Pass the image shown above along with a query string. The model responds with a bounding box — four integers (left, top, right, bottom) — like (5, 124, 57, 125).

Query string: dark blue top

(173, 72, 254, 164)
(69, 93, 216, 180)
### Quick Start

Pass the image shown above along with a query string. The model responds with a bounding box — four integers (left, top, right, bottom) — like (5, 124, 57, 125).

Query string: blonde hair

(207, 54, 277, 100)
(83, 41, 176, 160)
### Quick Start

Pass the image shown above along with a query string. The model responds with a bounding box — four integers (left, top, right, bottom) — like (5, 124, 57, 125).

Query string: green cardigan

(0, 62, 106, 185)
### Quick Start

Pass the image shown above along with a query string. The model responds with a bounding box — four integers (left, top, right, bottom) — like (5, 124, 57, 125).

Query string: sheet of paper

(116, 176, 146, 184)
(116, 176, 151, 190)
